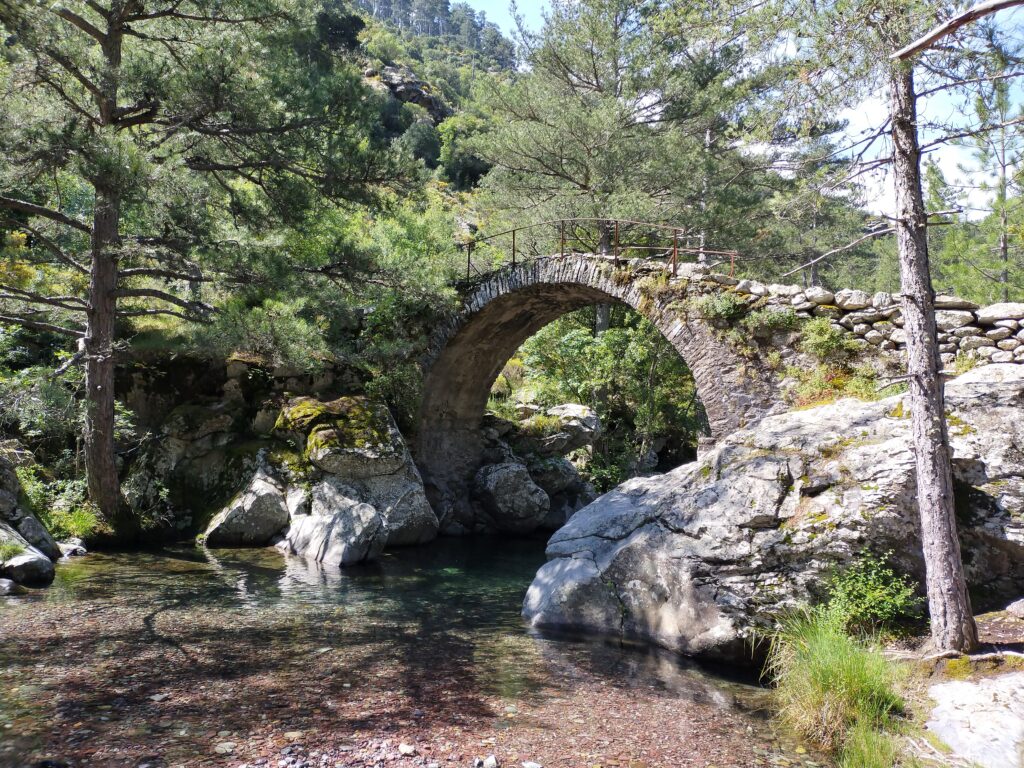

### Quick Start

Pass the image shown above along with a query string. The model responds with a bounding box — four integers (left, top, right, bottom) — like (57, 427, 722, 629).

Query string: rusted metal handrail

(463, 217, 739, 280)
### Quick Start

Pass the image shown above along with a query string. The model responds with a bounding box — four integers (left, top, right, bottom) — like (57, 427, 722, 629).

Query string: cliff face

(524, 364, 1024, 662)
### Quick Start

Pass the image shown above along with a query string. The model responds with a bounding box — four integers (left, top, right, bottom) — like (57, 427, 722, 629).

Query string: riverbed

(0, 539, 823, 767)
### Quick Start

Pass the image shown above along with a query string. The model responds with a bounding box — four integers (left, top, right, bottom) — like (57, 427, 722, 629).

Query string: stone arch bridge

(414, 252, 1024, 516)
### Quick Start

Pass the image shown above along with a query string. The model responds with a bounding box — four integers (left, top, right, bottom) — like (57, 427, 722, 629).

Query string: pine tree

(0, 0, 409, 536)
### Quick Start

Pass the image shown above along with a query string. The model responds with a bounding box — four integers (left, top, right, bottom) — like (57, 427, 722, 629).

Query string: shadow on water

(0, 537, 776, 766)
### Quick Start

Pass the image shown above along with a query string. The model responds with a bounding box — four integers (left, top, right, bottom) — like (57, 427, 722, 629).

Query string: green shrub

(691, 292, 747, 324)
(787, 363, 904, 408)
(953, 351, 978, 375)
(0, 541, 25, 562)
(767, 608, 906, 753)
(799, 317, 859, 363)
(15, 467, 103, 540)
(825, 551, 923, 634)
(585, 449, 631, 492)
(742, 307, 800, 337)
(485, 395, 519, 422)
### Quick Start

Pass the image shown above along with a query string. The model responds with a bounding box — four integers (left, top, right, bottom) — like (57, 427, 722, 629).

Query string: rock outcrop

(474, 462, 551, 533)
(203, 466, 290, 547)
(0, 454, 60, 588)
(527, 404, 603, 456)
(374, 65, 452, 123)
(524, 364, 1024, 662)
(203, 395, 437, 566)
(275, 475, 388, 566)
(430, 405, 600, 536)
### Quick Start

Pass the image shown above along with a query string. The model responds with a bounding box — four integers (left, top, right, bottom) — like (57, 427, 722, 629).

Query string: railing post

(511, 228, 516, 268)
(466, 242, 473, 280)
(560, 220, 565, 257)
(673, 229, 679, 277)
(613, 220, 619, 266)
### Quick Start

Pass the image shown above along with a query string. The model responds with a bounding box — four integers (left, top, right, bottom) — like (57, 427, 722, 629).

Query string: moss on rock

(275, 396, 394, 451)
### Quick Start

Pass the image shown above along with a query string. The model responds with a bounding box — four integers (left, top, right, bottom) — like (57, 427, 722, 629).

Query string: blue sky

(461, 0, 547, 37)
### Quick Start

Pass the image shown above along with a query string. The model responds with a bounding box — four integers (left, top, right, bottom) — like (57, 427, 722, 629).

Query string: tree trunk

(595, 303, 611, 335)
(889, 64, 978, 653)
(84, 187, 130, 534)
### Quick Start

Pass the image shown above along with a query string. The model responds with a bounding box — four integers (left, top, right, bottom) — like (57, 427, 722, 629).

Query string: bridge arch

(415, 254, 780, 519)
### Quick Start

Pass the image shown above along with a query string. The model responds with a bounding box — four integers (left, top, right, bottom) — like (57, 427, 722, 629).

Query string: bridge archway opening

(488, 304, 708, 480)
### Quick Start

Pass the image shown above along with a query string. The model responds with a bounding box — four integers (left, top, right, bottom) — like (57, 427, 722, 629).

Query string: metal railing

(461, 218, 739, 281)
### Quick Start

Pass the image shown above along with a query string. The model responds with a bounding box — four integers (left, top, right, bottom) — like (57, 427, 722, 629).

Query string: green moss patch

(276, 396, 395, 454)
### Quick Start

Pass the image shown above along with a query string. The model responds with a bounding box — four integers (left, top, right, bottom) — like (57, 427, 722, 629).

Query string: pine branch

(112, 287, 214, 316)
(893, 0, 1024, 60)
(0, 313, 82, 337)
(0, 196, 91, 233)
(780, 227, 895, 278)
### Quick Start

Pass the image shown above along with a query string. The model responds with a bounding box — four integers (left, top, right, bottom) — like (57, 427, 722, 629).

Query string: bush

(767, 608, 906, 754)
(799, 317, 859, 363)
(742, 307, 800, 337)
(826, 551, 923, 634)
(691, 292, 747, 324)
(15, 467, 104, 540)
(787, 363, 903, 408)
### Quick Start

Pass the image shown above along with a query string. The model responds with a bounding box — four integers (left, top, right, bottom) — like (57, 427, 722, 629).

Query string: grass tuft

(0, 541, 26, 562)
(767, 609, 906, 753)
(837, 721, 905, 768)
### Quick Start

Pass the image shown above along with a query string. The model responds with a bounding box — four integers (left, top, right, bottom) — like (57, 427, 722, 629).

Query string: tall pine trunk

(889, 63, 978, 653)
(85, 187, 129, 533)
(84, 16, 132, 536)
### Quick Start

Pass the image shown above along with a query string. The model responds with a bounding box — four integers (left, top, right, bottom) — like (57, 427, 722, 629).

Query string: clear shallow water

(23, 539, 757, 696)
(0, 539, 821, 767)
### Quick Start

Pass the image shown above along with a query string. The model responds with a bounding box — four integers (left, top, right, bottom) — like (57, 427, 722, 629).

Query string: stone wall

(716, 277, 1024, 367)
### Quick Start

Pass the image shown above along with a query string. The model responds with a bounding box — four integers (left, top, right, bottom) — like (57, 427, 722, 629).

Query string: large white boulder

(524, 365, 1024, 662)
(203, 468, 289, 547)
(927, 673, 1024, 768)
(276, 476, 388, 566)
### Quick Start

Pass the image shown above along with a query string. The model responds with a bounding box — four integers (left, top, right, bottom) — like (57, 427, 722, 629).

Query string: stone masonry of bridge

(415, 252, 1024, 525)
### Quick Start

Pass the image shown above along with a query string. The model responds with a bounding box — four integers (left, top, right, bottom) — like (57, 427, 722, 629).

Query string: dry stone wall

(719, 275, 1024, 367)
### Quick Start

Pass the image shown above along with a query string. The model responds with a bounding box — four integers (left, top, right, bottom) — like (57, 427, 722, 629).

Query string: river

(0, 539, 824, 767)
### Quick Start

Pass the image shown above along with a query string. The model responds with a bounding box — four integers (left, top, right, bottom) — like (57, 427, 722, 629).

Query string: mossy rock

(276, 396, 408, 479)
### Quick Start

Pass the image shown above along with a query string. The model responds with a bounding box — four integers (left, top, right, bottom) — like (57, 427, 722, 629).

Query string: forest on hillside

(1, 0, 1023, 532)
